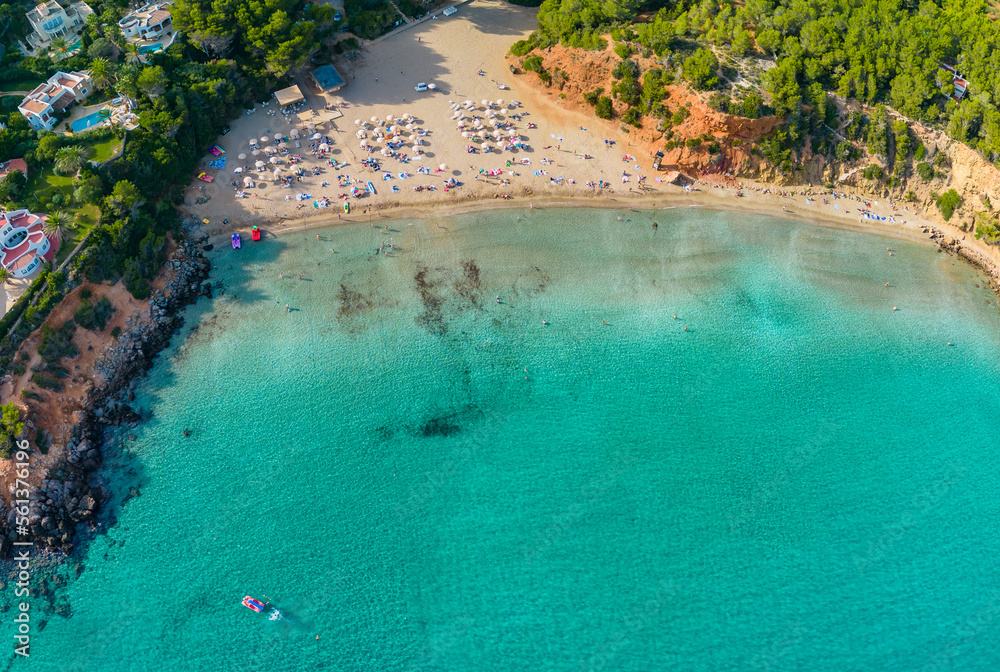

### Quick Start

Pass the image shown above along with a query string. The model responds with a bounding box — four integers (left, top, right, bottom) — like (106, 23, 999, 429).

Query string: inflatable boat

(232, 233, 241, 249)
(242, 596, 265, 613)
(251, 226, 261, 241)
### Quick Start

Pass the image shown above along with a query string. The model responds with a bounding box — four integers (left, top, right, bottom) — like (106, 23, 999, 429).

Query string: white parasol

(290, 129, 300, 138)
(481, 99, 489, 106)
(274, 133, 282, 141)
(386, 114, 394, 122)
(312, 133, 322, 140)
(354, 119, 362, 125)
(273, 167, 282, 176)
(255, 160, 265, 168)
(244, 176, 255, 185)
(478, 130, 488, 138)
(371, 116, 379, 123)
(269, 156, 280, 164)
(319, 143, 329, 151)
(496, 98, 504, 106)
(260, 136, 269, 143)
(252, 149, 261, 156)
(360, 138, 369, 146)
(461, 132, 471, 138)
(279, 142, 288, 149)
(439, 163, 447, 170)
(480, 142, 490, 150)
(380, 148, 390, 156)
(238, 153, 247, 159)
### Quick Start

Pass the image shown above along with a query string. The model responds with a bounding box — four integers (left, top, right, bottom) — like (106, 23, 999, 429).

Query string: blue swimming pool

(70, 110, 105, 133)
(138, 42, 163, 54)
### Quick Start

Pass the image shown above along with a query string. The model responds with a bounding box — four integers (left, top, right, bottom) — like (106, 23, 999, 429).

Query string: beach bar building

(274, 84, 306, 108)
(311, 65, 346, 93)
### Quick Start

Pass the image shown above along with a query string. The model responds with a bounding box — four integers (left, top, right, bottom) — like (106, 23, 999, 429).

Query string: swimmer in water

(496, 296, 501, 304)
(182, 429, 191, 437)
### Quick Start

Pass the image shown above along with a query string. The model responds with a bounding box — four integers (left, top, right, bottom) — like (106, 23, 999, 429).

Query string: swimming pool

(138, 42, 163, 54)
(70, 109, 105, 133)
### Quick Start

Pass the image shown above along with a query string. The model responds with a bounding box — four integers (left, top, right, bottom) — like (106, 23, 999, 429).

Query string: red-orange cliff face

(508, 41, 784, 176)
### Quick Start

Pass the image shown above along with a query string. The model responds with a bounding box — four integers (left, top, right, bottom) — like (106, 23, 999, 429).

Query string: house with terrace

(0, 210, 59, 280)
(19, 1, 94, 57)
(118, 1, 173, 42)
(18, 71, 92, 131)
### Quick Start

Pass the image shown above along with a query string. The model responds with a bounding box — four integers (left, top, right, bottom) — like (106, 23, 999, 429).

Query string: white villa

(19, 1, 93, 56)
(118, 1, 173, 42)
(18, 71, 92, 131)
(0, 210, 59, 280)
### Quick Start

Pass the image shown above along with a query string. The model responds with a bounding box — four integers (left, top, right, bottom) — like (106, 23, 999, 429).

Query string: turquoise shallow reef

(11, 207, 1000, 671)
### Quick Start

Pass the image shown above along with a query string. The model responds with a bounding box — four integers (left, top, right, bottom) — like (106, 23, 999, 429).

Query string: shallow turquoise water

(11, 208, 1000, 671)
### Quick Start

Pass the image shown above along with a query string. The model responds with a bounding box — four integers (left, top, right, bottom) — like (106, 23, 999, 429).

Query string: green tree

(88, 38, 114, 59)
(937, 189, 962, 221)
(43, 211, 70, 240)
(0, 266, 11, 287)
(137, 66, 166, 99)
(89, 57, 115, 91)
(55, 145, 92, 174)
(0, 170, 27, 205)
(595, 96, 614, 119)
(104, 180, 143, 217)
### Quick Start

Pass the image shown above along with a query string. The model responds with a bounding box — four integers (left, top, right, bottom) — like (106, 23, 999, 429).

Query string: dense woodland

(514, 0, 1000, 171)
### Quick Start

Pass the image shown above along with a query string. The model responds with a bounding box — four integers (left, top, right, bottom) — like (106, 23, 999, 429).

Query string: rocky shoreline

(922, 225, 1000, 296)
(2, 236, 212, 559)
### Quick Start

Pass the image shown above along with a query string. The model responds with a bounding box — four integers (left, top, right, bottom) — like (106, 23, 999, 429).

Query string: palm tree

(0, 266, 11, 287)
(54, 145, 91, 174)
(124, 43, 141, 65)
(42, 211, 69, 241)
(90, 57, 115, 91)
(97, 108, 113, 129)
(51, 37, 68, 58)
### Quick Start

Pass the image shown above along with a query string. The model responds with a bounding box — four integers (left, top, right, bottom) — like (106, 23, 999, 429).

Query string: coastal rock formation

(2, 237, 211, 557)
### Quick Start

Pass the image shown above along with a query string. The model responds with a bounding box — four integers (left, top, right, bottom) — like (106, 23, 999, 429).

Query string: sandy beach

(181, 0, 1000, 291)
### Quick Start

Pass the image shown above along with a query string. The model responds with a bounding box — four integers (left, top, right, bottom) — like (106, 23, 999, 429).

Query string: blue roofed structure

(311, 65, 346, 92)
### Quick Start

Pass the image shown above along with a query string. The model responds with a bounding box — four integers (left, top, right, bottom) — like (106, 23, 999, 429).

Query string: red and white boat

(242, 596, 266, 613)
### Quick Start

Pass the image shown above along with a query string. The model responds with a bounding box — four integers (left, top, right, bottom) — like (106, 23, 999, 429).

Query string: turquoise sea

(10, 207, 1000, 671)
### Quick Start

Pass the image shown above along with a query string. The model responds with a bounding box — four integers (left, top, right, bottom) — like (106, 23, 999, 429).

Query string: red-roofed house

(18, 70, 92, 130)
(939, 63, 968, 102)
(0, 209, 60, 279)
(0, 159, 28, 180)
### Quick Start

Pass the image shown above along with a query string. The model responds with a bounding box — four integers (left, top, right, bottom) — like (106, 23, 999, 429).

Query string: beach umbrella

(386, 114, 394, 122)
(480, 142, 490, 150)
(481, 99, 488, 106)
(439, 163, 447, 170)
(274, 133, 282, 141)
(477, 130, 488, 138)
(309, 133, 320, 140)
(319, 143, 329, 151)
(370, 116, 379, 123)
(380, 148, 390, 156)
(406, 123, 415, 130)
(238, 153, 247, 160)
(260, 136, 268, 143)
(290, 129, 300, 138)
(461, 131, 471, 138)
(497, 98, 504, 106)
(244, 176, 254, 185)
(273, 167, 282, 176)
(307, 122, 316, 130)
(279, 142, 288, 149)
(255, 160, 265, 168)
(252, 149, 261, 156)
(269, 156, 280, 164)
(354, 119, 362, 126)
